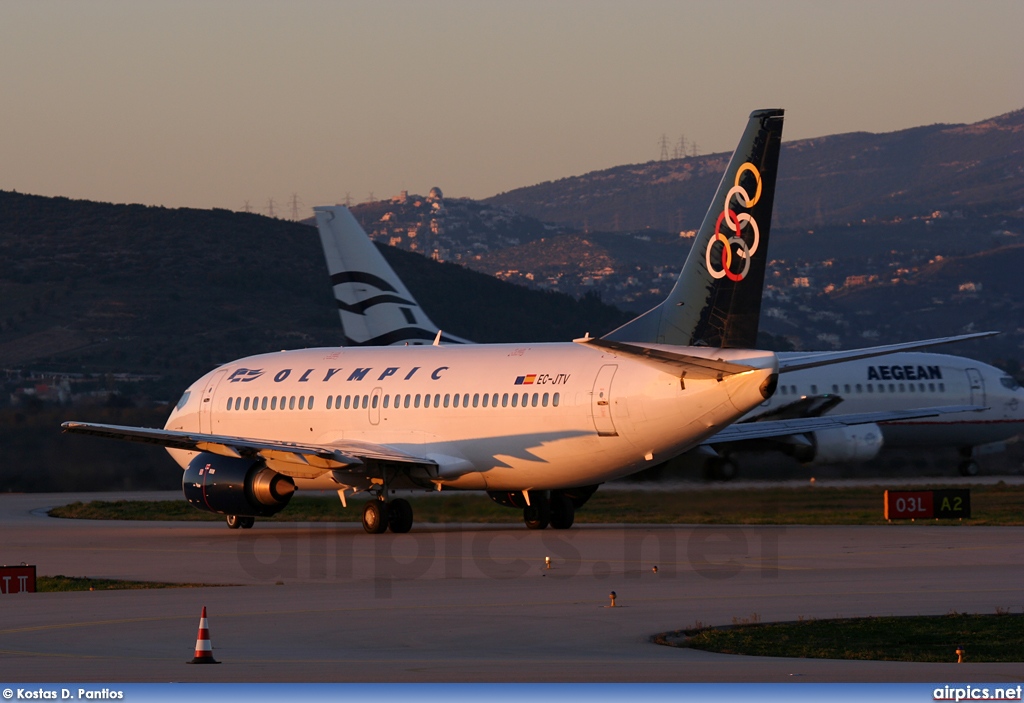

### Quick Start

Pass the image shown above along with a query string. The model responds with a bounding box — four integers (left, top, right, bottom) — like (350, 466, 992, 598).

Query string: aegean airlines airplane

(63, 110, 987, 532)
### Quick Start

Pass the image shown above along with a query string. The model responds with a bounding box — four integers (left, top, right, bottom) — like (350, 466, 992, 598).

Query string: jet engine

(801, 423, 884, 465)
(182, 453, 295, 517)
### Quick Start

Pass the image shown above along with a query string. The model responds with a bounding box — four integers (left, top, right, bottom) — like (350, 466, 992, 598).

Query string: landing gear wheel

(523, 497, 550, 530)
(226, 515, 242, 529)
(362, 500, 390, 534)
(959, 460, 979, 477)
(239, 516, 255, 529)
(388, 498, 414, 533)
(549, 492, 575, 530)
(709, 457, 738, 482)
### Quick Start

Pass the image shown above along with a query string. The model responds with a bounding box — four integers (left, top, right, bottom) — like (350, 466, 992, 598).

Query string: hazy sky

(2, 1, 1022, 217)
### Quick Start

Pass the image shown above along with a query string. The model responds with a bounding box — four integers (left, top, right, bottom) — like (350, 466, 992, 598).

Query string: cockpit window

(175, 390, 192, 411)
(1000, 376, 1021, 391)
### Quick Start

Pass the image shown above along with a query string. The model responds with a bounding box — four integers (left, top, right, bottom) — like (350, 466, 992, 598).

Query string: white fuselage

(763, 352, 1024, 447)
(165, 343, 777, 493)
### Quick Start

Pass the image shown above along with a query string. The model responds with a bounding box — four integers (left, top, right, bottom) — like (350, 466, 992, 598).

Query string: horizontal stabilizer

(573, 336, 757, 380)
(704, 404, 983, 444)
(779, 332, 999, 373)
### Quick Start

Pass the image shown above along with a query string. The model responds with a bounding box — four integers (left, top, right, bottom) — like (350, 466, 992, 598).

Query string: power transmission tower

(690, 141, 700, 158)
(290, 193, 303, 220)
(658, 134, 670, 161)
(673, 134, 687, 159)
(267, 198, 276, 218)
(243, 200, 252, 213)
(344, 192, 352, 207)
(367, 191, 375, 203)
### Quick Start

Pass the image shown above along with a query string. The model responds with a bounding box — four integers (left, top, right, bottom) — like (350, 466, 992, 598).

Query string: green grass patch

(669, 613, 1024, 662)
(48, 483, 1024, 525)
(37, 575, 221, 591)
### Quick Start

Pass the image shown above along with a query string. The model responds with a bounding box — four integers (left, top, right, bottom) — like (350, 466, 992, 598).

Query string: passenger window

(867, 384, 873, 393)
(244, 397, 250, 410)
(522, 393, 529, 408)
(462, 393, 469, 407)
(384, 395, 389, 409)
(414, 394, 421, 408)
(453, 394, 460, 408)
(810, 385, 818, 394)
(791, 386, 797, 395)
(502, 393, 509, 407)
(844, 384, 851, 394)
(832, 384, 839, 394)
(939, 383, 945, 392)
(919, 383, 925, 392)
(511, 394, 518, 407)
(780, 387, 787, 396)
(444, 394, 450, 408)
(404, 394, 411, 408)
(898, 384, 905, 393)
(532, 393, 538, 407)
(342, 395, 349, 409)
(878, 385, 884, 394)
(270, 397, 276, 410)
(491, 393, 499, 407)
(372, 395, 378, 409)
(473, 393, 479, 408)
(261, 397, 268, 410)
(308, 396, 314, 410)
(553, 393, 560, 407)
(908, 384, 914, 393)
(482, 393, 489, 408)
(289, 396, 296, 410)
(433, 394, 440, 408)
(855, 384, 862, 393)
(889, 384, 895, 393)
(929, 383, 935, 392)
(226, 397, 233, 410)
(335, 395, 342, 409)
(542, 393, 549, 407)
(362, 395, 369, 409)
(298, 396, 305, 410)
(327, 396, 333, 410)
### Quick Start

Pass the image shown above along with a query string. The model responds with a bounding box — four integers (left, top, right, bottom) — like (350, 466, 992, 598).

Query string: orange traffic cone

(189, 606, 220, 664)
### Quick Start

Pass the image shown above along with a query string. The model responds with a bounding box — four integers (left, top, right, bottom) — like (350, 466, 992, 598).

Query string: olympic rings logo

(705, 162, 762, 281)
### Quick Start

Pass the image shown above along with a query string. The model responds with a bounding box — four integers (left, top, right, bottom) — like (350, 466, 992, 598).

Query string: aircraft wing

(703, 404, 982, 444)
(778, 332, 998, 373)
(61, 422, 435, 480)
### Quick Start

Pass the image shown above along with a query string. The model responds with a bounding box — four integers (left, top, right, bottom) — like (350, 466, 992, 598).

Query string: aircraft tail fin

(603, 109, 784, 348)
(313, 206, 469, 346)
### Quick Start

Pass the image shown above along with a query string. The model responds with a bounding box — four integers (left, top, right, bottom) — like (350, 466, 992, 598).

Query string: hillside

(485, 109, 1024, 233)
(0, 191, 630, 402)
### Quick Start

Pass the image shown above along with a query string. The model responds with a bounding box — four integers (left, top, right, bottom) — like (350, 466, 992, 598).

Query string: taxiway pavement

(2, 491, 1022, 682)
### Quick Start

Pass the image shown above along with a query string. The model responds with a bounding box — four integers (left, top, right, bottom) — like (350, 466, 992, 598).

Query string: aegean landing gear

(225, 515, 255, 529)
(958, 447, 979, 477)
(706, 456, 739, 481)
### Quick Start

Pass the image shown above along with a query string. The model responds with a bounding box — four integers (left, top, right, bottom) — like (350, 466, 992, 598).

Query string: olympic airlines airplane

(315, 167, 1023, 485)
(63, 110, 982, 533)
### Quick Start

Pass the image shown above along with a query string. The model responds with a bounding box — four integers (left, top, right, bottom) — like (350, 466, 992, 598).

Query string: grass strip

(48, 483, 1024, 525)
(37, 575, 222, 591)
(665, 613, 1024, 662)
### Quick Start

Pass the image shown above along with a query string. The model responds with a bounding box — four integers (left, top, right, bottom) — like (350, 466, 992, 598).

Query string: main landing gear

(361, 497, 414, 534)
(523, 491, 575, 530)
(958, 447, 980, 477)
(225, 515, 255, 529)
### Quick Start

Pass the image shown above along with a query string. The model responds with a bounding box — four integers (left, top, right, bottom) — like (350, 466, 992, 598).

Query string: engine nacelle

(806, 423, 884, 465)
(183, 453, 295, 517)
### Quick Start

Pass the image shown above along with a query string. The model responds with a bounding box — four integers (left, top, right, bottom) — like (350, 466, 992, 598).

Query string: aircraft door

(965, 368, 985, 407)
(591, 364, 619, 437)
(369, 387, 382, 425)
(199, 370, 228, 434)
